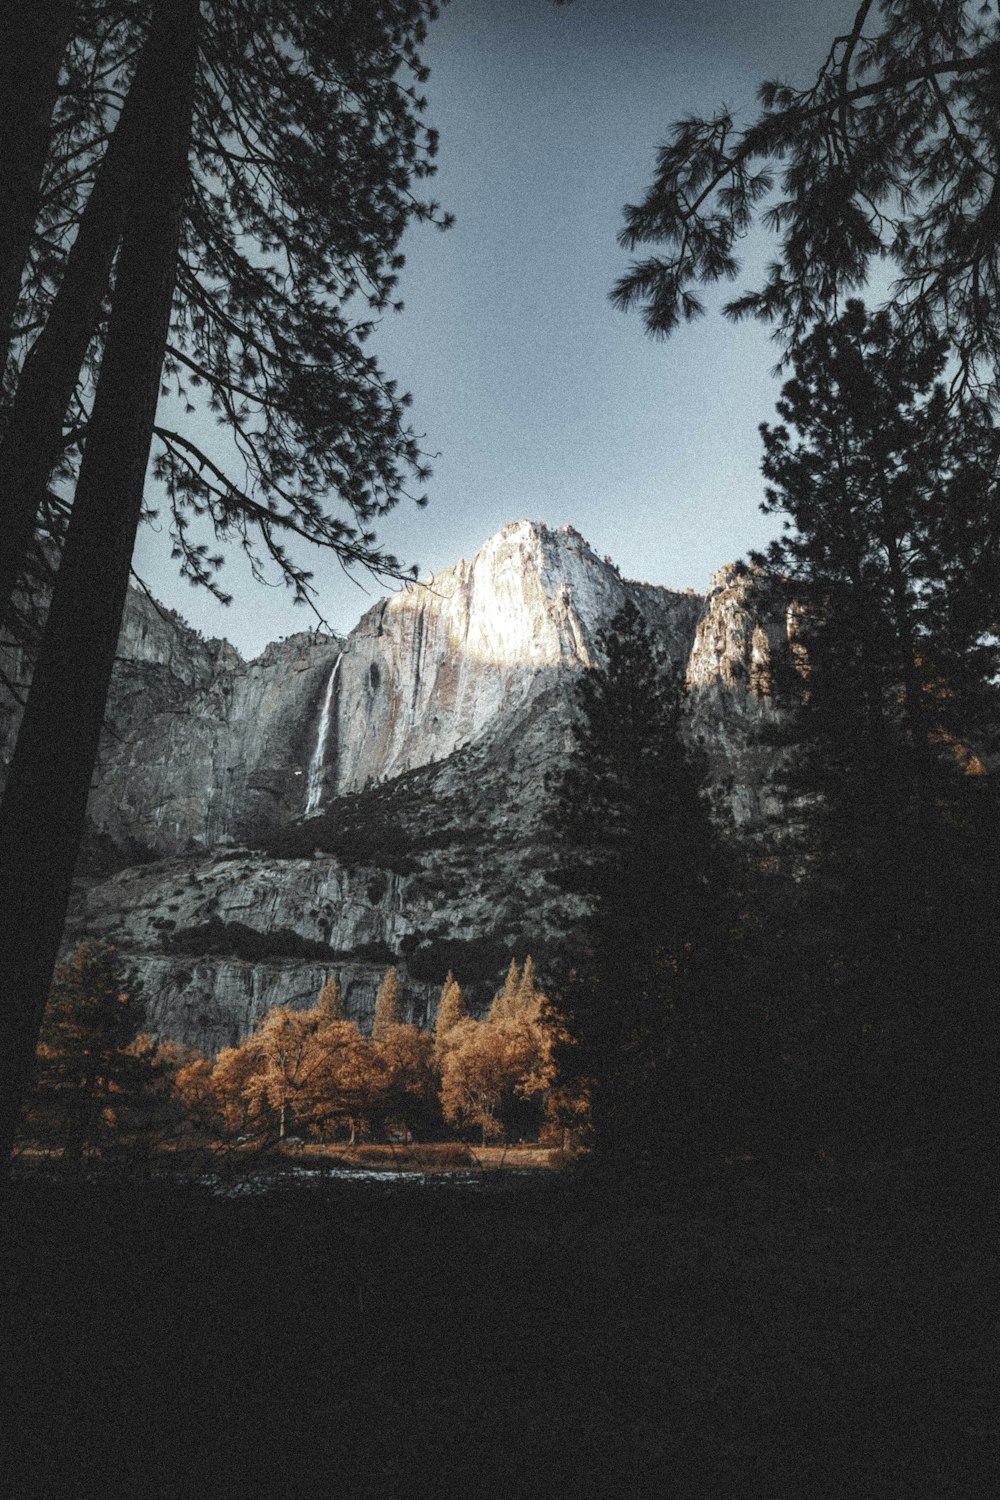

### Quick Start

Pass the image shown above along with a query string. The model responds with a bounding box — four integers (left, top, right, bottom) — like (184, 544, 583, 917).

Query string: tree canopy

(612, 1, 1000, 397)
(756, 298, 1000, 765)
(0, 0, 450, 633)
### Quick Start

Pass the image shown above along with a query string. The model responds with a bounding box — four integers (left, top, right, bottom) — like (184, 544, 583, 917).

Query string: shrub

(165, 919, 334, 962)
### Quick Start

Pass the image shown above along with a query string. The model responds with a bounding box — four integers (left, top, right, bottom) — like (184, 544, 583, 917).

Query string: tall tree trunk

(0, 0, 75, 379)
(0, 15, 163, 635)
(0, 0, 200, 1172)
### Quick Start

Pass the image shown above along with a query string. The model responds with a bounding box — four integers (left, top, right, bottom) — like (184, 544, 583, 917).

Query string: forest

(19, 945, 581, 1161)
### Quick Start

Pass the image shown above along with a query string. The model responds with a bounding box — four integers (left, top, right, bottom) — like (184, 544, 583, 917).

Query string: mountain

(0, 520, 801, 1053)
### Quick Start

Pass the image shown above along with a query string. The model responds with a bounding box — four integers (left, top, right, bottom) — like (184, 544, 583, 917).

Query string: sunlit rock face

(60, 520, 704, 854)
(329, 520, 702, 794)
(685, 564, 802, 831)
(2, 520, 802, 1050)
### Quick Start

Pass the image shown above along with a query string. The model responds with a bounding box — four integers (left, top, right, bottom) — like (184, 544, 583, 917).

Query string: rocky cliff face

(3, 521, 800, 1053)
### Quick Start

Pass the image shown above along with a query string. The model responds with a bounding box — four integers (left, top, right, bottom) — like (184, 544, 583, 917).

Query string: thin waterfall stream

(305, 655, 341, 814)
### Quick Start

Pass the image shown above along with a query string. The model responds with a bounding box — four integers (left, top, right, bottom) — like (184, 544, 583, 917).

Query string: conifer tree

(756, 301, 1000, 812)
(28, 938, 146, 1160)
(550, 600, 722, 1158)
(371, 966, 403, 1042)
(613, 1, 1000, 397)
(317, 977, 346, 1024)
(432, 971, 467, 1057)
(515, 956, 542, 1021)
(489, 960, 521, 1023)
(752, 301, 1000, 1161)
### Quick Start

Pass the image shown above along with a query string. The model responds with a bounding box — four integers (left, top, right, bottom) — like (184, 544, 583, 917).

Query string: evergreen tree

(613, 0, 1000, 395)
(432, 971, 467, 1057)
(317, 977, 346, 1024)
(751, 304, 1000, 1162)
(755, 300, 1000, 872)
(28, 938, 146, 1161)
(550, 600, 722, 1159)
(371, 966, 403, 1042)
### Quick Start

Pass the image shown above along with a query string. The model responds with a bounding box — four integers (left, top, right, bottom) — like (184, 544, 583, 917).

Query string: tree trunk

(0, 0, 75, 378)
(0, 0, 200, 1172)
(0, 15, 163, 634)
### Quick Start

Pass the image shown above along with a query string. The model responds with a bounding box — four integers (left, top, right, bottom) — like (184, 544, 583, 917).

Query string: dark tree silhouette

(26, 939, 146, 1163)
(612, 2, 1000, 397)
(0, 0, 202, 1171)
(0, 0, 449, 1167)
(756, 301, 1000, 827)
(550, 600, 721, 1159)
(0, 0, 76, 380)
(753, 303, 1000, 1164)
(0, 1, 449, 635)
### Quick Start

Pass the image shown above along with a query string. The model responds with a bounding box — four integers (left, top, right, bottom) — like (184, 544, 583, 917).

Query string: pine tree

(432, 971, 467, 1057)
(28, 938, 146, 1160)
(550, 600, 722, 1159)
(371, 966, 403, 1042)
(0, 1, 450, 632)
(613, 1, 1000, 396)
(317, 977, 346, 1024)
(752, 301, 1000, 1162)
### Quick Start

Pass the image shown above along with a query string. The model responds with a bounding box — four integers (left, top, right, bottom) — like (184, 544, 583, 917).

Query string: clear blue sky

(135, 0, 852, 656)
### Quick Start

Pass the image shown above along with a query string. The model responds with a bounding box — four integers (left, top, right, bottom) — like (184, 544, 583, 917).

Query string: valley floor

(1, 1162, 993, 1499)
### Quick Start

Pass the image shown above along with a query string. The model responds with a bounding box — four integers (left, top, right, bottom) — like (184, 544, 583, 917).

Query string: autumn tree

(371, 966, 403, 1042)
(613, 1, 1000, 397)
(317, 977, 346, 1023)
(515, 956, 544, 1021)
(488, 959, 523, 1023)
(304, 1018, 378, 1145)
(26, 939, 147, 1162)
(174, 1052, 224, 1137)
(372, 1023, 438, 1141)
(432, 970, 467, 1059)
(438, 1019, 521, 1146)
(438, 961, 554, 1146)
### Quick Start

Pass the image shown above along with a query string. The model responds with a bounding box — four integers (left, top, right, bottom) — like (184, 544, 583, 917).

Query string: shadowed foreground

(1, 1165, 993, 1498)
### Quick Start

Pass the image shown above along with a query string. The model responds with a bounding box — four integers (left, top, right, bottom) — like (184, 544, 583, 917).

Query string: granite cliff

(1, 521, 801, 1052)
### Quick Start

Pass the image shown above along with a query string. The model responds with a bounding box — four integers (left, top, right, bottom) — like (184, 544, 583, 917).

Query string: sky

(134, 0, 852, 657)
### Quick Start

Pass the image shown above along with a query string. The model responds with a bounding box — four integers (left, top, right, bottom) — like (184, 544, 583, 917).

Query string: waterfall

(305, 655, 341, 814)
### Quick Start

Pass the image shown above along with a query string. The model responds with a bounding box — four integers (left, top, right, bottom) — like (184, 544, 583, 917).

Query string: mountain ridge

(2, 520, 800, 1051)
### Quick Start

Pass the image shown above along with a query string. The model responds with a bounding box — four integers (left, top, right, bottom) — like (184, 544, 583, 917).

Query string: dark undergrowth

(0, 1159, 994, 1499)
